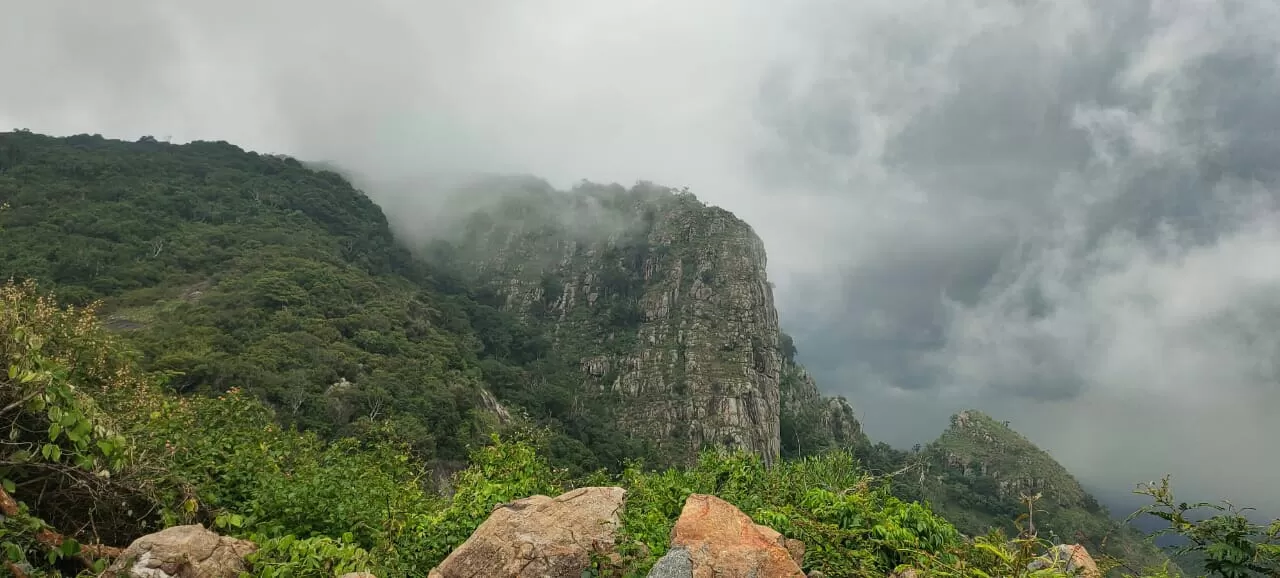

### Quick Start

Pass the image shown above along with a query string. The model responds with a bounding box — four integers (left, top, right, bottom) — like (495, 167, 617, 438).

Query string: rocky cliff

(427, 178, 853, 465)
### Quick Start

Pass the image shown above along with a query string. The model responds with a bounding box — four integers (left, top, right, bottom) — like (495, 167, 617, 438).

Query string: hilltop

(905, 411, 1172, 573)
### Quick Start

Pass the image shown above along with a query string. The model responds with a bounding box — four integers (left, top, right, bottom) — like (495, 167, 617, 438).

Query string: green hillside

(905, 411, 1175, 575)
(0, 130, 640, 470)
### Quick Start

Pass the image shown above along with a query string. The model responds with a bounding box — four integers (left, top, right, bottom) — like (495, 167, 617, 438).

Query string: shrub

(615, 449, 962, 576)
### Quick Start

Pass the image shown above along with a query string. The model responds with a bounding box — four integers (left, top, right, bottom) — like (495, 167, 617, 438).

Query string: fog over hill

(4, 0, 1279, 515)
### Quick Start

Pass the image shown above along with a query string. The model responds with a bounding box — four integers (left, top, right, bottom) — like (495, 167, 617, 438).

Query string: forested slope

(0, 130, 630, 468)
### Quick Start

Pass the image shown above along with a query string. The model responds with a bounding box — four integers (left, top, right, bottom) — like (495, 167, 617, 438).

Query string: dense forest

(0, 132, 1276, 577)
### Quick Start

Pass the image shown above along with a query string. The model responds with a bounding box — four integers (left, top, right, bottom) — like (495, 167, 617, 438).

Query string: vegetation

(2, 131, 1276, 577)
(856, 410, 1176, 575)
(0, 130, 649, 474)
(0, 281, 1273, 577)
(1128, 477, 1280, 577)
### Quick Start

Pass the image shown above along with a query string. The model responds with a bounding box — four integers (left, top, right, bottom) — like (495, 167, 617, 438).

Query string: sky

(4, 0, 1279, 514)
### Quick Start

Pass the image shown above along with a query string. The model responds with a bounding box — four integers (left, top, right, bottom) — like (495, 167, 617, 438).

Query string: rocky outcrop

(778, 362, 865, 455)
(443, 183, 785, 464)
(650, 493, 804, 578)
(103, 524, 256, 578)
(428, 486, 626, 577)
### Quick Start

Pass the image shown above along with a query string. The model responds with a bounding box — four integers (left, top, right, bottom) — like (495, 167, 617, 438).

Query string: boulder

(428, 486, 626, 577)
(646, 546, 693, 578)
(103, 524, 256, 578)
(1027, 543, 1101, 578)
(660, 493, 804, 578)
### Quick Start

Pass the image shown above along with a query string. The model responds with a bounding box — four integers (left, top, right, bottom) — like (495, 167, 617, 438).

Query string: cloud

(4, 0, 1280, 514)
(762, 0, 1280, 513)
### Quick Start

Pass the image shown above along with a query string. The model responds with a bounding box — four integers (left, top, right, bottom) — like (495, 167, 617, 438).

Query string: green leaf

(1, 479, 13, 493)
(2, 541, 21, 562)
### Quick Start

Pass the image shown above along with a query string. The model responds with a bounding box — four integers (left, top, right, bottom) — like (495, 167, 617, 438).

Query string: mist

(4, 0, 1279, 515)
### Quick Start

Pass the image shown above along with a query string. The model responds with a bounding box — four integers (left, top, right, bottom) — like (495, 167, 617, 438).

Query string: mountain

(415, 176, 861, 466)
(905, 410, 1174, 574)
(0, 130, 608, 468)
(0, 130, 859, 474)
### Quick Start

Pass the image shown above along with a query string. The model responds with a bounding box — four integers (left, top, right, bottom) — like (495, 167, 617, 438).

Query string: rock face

(441, 182, 790, 463)
(655, 493, 805, 578)
(428, 486, 626, 578)
(103, 524, 256, 578)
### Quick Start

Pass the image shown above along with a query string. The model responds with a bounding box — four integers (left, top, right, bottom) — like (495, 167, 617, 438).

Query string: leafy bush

(613, 449, 963, 576)
(1129, 476, 1279, 578)
(245, 533, 375, 578)
(0, 280, 153, 572)
(119, 387, 438, 550)
(394, 431, 567, 571)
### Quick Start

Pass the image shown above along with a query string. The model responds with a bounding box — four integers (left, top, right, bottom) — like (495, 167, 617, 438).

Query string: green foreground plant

(1127, 476, 1280, 578)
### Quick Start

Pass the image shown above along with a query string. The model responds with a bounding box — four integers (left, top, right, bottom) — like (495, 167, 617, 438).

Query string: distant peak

(948, 409, 1007, 429)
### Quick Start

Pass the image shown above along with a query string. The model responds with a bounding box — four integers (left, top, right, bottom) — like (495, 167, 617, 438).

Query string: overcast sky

(4, 0, 1279, 515)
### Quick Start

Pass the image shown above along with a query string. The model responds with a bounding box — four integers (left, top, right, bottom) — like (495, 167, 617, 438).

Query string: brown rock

(428, 486, 626, 578)
(1059, 544, 1101, 578)
(1028, 544, 1101, 578)
(103, 524, 256, 578)
(669, 494, 804, 578)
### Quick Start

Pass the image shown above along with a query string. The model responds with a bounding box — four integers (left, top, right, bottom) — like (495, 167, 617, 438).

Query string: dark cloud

(3, 0, 1278, 513)
(751, 0, 1280, 512)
